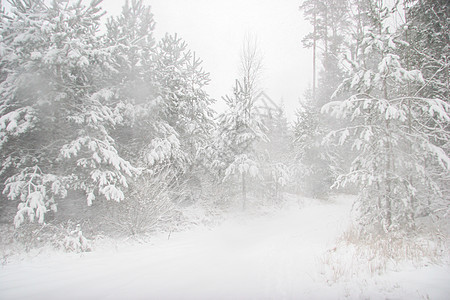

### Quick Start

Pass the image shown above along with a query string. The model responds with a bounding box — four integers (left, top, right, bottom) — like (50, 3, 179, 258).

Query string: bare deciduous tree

(239, 32, 263, 101)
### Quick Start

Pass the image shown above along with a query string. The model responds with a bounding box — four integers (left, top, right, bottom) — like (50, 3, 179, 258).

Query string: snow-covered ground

(0, 195, 449, 300)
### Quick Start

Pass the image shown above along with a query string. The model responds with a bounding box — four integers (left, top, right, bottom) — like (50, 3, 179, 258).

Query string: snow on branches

(0, 0, 135, 225)
(224, 154, 261, 181)
(322, 2, 450, 232)
(0, 0, 216, 227)
(3, 166, 66, 227)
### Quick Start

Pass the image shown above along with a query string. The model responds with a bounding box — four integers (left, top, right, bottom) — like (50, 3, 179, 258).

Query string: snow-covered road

(1, 195, 449, 299)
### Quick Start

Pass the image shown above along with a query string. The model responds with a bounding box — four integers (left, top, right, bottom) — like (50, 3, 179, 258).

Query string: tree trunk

(312, 0, 317, 103)
(324, 1, 328, 55)
(275, 180, 279, 204)
(242, 173, 247, 210)
(404, 1, 416, 228)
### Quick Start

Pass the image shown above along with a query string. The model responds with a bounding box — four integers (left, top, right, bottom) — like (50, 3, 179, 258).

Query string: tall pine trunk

(242, 173, 247, 210)
(312, 0, 317, 103)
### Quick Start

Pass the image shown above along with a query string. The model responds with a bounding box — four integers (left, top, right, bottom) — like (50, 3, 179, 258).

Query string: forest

(0, 0, 449, 298)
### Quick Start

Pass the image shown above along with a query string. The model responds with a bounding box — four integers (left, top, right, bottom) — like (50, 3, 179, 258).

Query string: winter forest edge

(0, 0, 449, 297)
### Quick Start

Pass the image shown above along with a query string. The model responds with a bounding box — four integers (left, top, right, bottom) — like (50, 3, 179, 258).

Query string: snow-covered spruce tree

(105, 0, 158, 160)
(100, 1, 214, 232)
(402, 0, 449, 102)
(222, 34, 289, 204)
(322, 1, 450, 232)
(400, 0, 450, 202)
(152, 34, 215, 179)
(99, 0, 174, 234)
(0, 0, 138, 227)
(293, 98, 334, 198)
(297, 0, 350, 199)
(142, 33, 216, 209)
(300, 0, 350, 106)
(106, 1, 215, 209)
(216, 80, 267, 209)
(104, 0, 174, 177)
(258, 106, 291, 202)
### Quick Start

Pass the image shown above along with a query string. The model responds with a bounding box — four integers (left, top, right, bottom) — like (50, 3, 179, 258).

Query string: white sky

(103, 0, 312, 122)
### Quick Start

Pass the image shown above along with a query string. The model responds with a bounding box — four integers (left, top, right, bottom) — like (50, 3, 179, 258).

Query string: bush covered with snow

(100, 172, 177, 237)
(321, 219, 449, 284)
(61, 223, 92, 253)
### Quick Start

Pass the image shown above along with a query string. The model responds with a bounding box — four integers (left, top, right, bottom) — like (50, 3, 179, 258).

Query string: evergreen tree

(216, 80, 267, 209)
(293, 97, 334, 198)
(259, 105, 291, 201)
(152, 33, 215, 178)
(104, 0, 173, 175)
(105, 0, 215, 206)
(297, 0, 350, 199)
(0, 0, 139, 227)
(0, 0, 218, 228)
(402, 0, 449, 102)
(300, 0, 349, 106)
(322, 0, 450, 232)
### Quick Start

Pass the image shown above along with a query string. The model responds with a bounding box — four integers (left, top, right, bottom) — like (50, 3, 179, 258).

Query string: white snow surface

(1, 194, 449, 300)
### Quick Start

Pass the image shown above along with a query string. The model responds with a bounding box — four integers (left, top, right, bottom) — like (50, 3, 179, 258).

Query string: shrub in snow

(320, 225, 448, 283)
(102, 170, 176, 236)
(62, 223, 92, 253)
(3, 220, 93, 254)
(10, 223, 55, 253)
(256, 162, 291, 203)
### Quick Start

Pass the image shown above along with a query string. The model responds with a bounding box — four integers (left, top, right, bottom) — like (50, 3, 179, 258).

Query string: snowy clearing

(1, 195, 449, 300)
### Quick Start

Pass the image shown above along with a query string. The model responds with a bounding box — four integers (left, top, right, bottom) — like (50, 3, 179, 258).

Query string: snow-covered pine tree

(293, 98, 334, 198)
(300, 0, 349, 107)
(104, 0, 162, 168)
(400, 0, 450, 203)
(105, 0, 157, 118)
(0, 0, 138, 227)
(216, 80, 267, 209)
(322, 0, 450, 232)
(152, 33, 215, 178)
(258, 105, 291, 201)
(402, 0, 449, 102)
(297, 0, 350, 199)
(106, 1, 215, 207)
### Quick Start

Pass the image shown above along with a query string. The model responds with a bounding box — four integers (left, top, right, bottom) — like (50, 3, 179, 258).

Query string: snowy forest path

(3, 195, 448, 299)
(0, 195, 353, 299)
